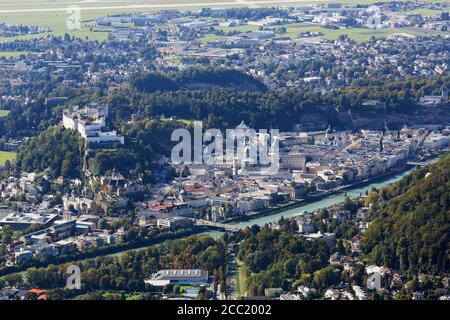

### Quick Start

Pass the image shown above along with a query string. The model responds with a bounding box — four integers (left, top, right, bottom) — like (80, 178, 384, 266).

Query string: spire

(383, 100, 389, 136)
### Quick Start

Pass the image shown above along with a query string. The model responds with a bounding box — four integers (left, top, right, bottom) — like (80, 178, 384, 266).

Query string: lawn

(0, 51, 39, 58)
(0, 151, 16, 165)
(0, 1, 445, 42)
(0, 11, 112, 42)
(179, 285, 193, 293)
(169, 56, 182, 65)
(235, 258, 249, 298)
(0, 0, 441, 10)
(176, 118, 195, 126)
(282, 22, 448, 42)
(159, 117, 195, 126)
(198, 34, 221, 42)
(201, 21, 448, 44)
(199, 24, 262, 42)
(0, 110, 11, 117)
(394, 8, 445, 17)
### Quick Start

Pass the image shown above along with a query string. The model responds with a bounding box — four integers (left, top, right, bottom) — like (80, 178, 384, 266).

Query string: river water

(223, 157, 440, 230)
(5, 159, 441, 278)
(233, 170, 410, 228)
(202, 166, 416, 240)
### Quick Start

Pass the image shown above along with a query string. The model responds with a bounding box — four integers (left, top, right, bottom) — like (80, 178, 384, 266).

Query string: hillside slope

(361, 155, 450, 275)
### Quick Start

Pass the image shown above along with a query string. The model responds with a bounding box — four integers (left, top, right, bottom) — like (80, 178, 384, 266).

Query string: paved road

(0, 0, 332, 14)
(225, 244, 238, 299)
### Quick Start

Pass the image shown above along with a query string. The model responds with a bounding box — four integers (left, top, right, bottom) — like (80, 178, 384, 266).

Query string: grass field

(0, 0, 441, 10)
(0, 110, 11, 117)
(399, 8, 445, 17)
(0, 151, 16, 165)
(200, 21, 447, 43)
(0, 11, 113, 42)
(235, 258, 249, 298)
(284, 23, 447, 41)
(0, 51, 37, 58)
(0, 1, 445, 42)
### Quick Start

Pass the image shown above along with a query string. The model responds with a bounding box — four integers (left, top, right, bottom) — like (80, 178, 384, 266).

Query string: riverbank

(223, 163, 411, 226)
(229, 154, 444, 228)
(2, 154, 444, 279)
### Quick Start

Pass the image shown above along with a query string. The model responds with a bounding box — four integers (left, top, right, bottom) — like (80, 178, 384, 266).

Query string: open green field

(235, 258, 249, 298)
(0, 110, 11, 117)
(0, 151, 16, 165)
(0, 0, 441, 11)
(283, 23, 447, 41)
(0, 51, 38, 58)
(399, 8, 446, 17)
(200, 22, 448, 43)
(0, 11, 113, 42)
(0, 1, 446, 42)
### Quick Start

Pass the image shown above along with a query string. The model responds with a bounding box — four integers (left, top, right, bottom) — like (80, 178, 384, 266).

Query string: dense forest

(16, 126, 84, 179)
(130, 68, 267, 93)
(235, 224, 338, 296)
(15, 118, 184, 179)
(110, 75, 450, 131)
(361, 155, 450, 276)
(1, 71, 448, 141)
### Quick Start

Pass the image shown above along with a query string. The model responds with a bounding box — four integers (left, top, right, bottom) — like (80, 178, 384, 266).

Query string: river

(3, 158, 441, 279)
(108, 162, 432, 254)
(91, 157, 443, 255)
(227, 157, 441, 229)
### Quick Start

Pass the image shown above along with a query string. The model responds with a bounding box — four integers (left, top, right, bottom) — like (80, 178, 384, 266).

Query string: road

(195, 219, 241, 232)
(236, 258, 247, 298)
(225, 244, 238, 299)
(0, 0, 333, 14)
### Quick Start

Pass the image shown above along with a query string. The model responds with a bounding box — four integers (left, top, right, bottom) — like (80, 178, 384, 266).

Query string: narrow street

(225, 244, 238, 299)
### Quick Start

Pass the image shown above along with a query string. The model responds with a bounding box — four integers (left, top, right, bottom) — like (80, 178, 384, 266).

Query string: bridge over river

(195, 219, 241, 232)
(200, 157, 441, 234)
(406, 161, 430, 167)
(225, 157, 441, 229)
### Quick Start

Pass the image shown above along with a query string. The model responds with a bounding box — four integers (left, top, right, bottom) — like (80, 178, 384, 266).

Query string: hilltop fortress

(62, 104, 124, 145)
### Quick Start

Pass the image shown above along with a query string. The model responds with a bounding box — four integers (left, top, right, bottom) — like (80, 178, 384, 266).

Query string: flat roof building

(144, 269, 209, 287)
(0, 212, 58, 230)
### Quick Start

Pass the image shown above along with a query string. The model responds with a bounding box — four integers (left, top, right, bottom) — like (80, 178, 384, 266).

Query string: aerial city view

(0, 0, 448, 308)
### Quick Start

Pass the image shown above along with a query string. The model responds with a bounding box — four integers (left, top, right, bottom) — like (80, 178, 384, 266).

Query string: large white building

(144, 269, 209, 287)
(62, 104, 124, 145)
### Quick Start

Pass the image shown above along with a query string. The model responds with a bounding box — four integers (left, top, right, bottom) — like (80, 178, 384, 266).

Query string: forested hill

(16, 126, 84, 179)
(361, 155, 450, 275)
(129, 68, 267, 93)
(0, 74, 448, 140)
